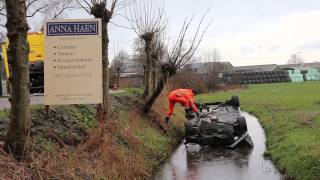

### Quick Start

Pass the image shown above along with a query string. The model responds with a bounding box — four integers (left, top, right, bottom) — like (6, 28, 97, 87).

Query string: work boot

(164, 116, 170, 124)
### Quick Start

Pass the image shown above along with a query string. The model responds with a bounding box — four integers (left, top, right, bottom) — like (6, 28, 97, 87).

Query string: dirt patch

(0, 147, 31, 179)
(297, 111, 320, 126)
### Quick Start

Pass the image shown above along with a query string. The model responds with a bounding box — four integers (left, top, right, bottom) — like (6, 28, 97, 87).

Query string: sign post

(44, 19, 102, 105)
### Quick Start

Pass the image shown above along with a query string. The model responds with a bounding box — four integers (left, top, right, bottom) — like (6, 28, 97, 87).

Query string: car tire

(185, 121, 194, 136)
(235, 116, 247, 133)
(229, 96, 240, 107)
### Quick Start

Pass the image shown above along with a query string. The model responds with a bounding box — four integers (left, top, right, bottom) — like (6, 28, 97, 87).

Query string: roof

(275, 62, 320, 70)
(230, 64, 277, 72)
(185, 62, 233, 74)
(301, 62, 320, 70)
(276, 63, 302, 70)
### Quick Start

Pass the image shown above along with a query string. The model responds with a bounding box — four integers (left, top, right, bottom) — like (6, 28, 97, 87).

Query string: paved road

(0, 90, 125, 110)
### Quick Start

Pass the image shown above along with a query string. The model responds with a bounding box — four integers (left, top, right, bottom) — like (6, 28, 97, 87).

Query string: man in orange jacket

(165, 89, 199, 123)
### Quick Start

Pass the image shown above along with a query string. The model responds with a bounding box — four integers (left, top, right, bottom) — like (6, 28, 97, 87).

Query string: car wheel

(235, 116, 247, 133)
(229, 95, 240, 107)
(185, 121, 194, 136)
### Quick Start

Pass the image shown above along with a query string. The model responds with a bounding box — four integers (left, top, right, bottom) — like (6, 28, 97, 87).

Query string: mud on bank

(0, 89, 185, 179)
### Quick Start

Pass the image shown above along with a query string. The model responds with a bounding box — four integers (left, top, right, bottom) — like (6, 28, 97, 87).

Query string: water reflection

(154, 112, 282, 180)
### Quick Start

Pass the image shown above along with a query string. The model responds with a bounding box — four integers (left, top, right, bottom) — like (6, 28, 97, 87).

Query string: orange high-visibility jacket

(166, 89, 198, 117)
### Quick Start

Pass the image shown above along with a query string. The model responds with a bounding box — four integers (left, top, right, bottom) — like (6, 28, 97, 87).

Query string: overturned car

(185, 96, 253, 148)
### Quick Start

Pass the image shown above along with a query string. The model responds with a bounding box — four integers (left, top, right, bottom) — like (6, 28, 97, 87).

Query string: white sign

(44, 19, 102, 105)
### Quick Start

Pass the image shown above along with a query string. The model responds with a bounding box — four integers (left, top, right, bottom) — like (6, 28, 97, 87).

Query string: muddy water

(154, 112, 282, 180)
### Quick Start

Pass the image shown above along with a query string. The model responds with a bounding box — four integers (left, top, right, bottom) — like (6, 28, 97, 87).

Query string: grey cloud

(300, 41, 320, 50)
(241, 46, 255, 55)
(240, 45, 280, 55)
(267, 45, 280, 52)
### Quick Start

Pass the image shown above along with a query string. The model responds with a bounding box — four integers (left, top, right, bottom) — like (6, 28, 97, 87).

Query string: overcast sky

(39, 0, 320, 66)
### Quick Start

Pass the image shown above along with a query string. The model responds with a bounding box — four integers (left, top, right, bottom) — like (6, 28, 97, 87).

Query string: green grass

(196, 82, 320, 180)
(67, 105, 97, 129)
(113, 87, 144, 97)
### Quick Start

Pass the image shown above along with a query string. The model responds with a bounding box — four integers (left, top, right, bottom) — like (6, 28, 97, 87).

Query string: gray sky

(33, 0, 320, 66)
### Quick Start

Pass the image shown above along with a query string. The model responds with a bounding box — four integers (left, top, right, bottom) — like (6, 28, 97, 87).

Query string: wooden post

(45, 105, 51, 116)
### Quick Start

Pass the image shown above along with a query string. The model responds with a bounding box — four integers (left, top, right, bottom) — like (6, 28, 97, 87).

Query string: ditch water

(154, 112, 283, 180)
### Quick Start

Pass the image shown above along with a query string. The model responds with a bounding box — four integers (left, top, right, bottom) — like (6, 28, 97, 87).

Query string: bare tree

(0, 0, 76, 34)
(4, 0, 30, 160)
(42, 0, 77, 20)
(128, 0, 167, 98)
(76, 0, 131, 122)
(112, 50, 129, 72)
(132, 37, 147, 73)
(111, 50, 129, 87)
(287, 53, 304, 65)
(132, 37, 145, 57)
(143, 12, 211, 113)
(0, 0, 75, 19)
(150, 35, 167, 90)
(0, 1, 5, 37)
(206, 48, 221, 90)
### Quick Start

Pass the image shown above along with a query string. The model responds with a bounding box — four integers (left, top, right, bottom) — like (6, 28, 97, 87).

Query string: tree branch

(110, 20, 134, 29)
(26, 0, 41, 9)
(27, 6, 47, 17)
(75, 0, 91, 14)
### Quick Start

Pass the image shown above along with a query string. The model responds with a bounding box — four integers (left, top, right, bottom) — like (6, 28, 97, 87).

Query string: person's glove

(185, 108, 195, 119)
(165, 116, 170, 124)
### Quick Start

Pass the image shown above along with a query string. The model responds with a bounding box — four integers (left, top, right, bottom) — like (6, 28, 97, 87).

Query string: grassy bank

(0, 89, 185, 179)
(196, 82, 320, 180)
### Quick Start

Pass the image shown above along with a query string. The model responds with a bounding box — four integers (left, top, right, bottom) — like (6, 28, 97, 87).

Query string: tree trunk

(90, 3, 113, 122)
(143, 65, 147, 89)
(143, 73, 168, 113)
(143, 62, 151, 98)
(151, 61, 157, 91)
(117, 70, 120, 89)
(5, 0, 30, 161)
(97, 21, 110, 122)
(143, 41, 152, 98)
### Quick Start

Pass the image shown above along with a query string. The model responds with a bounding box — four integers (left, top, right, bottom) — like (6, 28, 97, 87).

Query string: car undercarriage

(185, 96, 253, 148)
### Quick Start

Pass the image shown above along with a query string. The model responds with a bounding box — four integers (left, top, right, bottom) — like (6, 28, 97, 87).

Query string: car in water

(185, 96, 253, 148)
